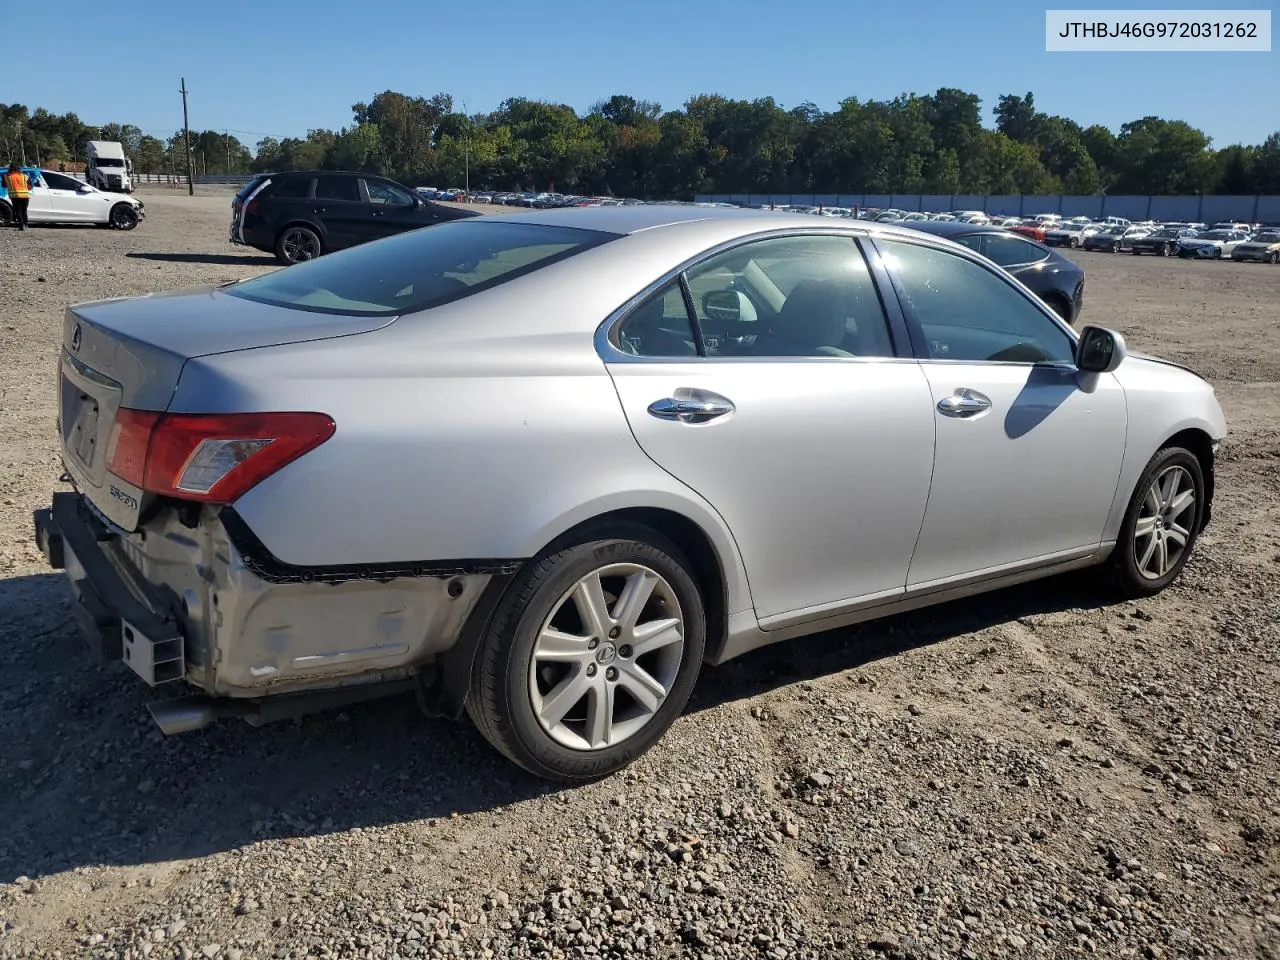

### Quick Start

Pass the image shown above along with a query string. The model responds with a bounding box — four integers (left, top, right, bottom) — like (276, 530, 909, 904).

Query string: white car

(11, 169, 144, 229)
(1177, 229, 1251, 260)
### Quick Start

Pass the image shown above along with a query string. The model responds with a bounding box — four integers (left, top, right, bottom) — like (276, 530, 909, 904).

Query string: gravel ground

(0, 189, 1277, 960)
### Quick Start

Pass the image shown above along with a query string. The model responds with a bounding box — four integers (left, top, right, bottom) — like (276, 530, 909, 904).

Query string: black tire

(1270, 251, 1279, 264)
(1213, 248, 1222, 259)
(109, 203, 139, 230)
(274, 225, 322, 265)
(1069, 237, 1079, 248)
(1161, 243, 1173, 257)
(466, 522, 706, 783)
(1104, 446, 1205, 599)
(1111, 240, 1121, 253)
(0, 203, 11, 227)
(1046, 297, 1072, 324)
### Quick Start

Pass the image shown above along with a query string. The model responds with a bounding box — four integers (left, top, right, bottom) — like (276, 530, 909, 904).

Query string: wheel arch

(1161, 427, 1216, 531)
(427, 504, 743, 721)
(109, 201, 139, 226)
(1039, 289, 1073, 322)
(275, 219, 327, 252)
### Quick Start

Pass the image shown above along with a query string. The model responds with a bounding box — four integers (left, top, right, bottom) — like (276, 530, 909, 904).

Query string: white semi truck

(85, 140, 134, 193)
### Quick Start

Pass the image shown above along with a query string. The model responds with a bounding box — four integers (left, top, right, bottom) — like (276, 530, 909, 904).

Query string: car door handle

(647, 394, 735, 423)
(313, 207, 327, 214)
(936, 389, 992, 418)
(370, 210, 385, 217)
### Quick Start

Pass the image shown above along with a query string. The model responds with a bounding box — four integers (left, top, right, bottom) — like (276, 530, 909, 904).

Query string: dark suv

(230, 170, 480, 264)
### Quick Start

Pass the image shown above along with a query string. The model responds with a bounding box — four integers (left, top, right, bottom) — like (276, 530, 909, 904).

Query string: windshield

(1201, 231, 1232, 240)
(225, 220, 618, 317)
(95, 157, 125, 168)
(1252, 231, 1280, 242)
(1150, 229, 1181, 238)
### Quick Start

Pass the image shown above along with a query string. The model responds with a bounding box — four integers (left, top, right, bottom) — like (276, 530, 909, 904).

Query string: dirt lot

(0, 189, 1277, 960)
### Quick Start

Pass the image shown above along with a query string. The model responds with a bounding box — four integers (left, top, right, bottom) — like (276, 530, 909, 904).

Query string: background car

(230, 170, 480, 264)
(1130, 227, 1199, 257)
(1042, 218, 1096, 248)
(1008, 218, 1049, 242)
(903, 220, 1086, 323)
(1, 168, 143, 229)
(1083, 225, 1152, 253)
(1176, 229, 1251, 260)
(1229, 228, 1280, 263)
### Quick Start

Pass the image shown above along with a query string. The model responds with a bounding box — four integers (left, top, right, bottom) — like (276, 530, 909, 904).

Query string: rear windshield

(225, 220, 619, 316)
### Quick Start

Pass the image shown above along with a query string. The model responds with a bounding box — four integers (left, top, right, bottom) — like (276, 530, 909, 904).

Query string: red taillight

(105, 409, 335, 504)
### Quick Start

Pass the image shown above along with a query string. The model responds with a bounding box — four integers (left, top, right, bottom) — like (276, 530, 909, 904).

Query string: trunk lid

(59, 285, 397, 530)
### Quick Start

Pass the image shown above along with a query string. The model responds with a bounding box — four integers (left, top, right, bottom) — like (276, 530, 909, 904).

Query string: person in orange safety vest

(2, 165, 34, 231)
(3, 163, 34, 230)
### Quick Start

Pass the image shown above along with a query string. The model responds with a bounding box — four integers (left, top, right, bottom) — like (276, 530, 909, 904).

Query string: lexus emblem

(71, 323, 82, 352)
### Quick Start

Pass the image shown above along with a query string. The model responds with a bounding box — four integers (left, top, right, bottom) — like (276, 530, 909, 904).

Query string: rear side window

(983, 235, 1048, 267)
(235, 176, 268, 201)
(225, 220, 619, 316)
(268, 176, 311, 199)
(314, 175, 359, 202)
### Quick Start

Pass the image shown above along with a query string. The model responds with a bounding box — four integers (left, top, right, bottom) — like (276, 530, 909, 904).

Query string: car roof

(478, 203, 951, 237)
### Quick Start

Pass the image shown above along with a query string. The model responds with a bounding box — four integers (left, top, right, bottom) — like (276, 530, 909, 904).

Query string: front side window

(366, 180, 415, 205)
(683, 235, 896, 358)
(880, 238, 1075, 364)
(313, 175, 359, 202)
(226, 220, 618, 316)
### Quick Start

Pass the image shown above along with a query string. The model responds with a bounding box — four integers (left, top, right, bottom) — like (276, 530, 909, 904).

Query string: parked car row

(735, 205, 1279, 264)
(418, 188, 649, 209)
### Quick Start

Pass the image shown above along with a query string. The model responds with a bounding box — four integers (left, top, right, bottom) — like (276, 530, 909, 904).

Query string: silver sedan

(35, 206, 1227, 782)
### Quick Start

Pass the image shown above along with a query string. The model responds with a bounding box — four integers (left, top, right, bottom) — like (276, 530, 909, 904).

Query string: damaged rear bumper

(33, 489, 502, 731)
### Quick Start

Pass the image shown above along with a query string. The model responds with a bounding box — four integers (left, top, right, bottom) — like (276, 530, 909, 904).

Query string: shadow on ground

(0, 569, 1121, 879)
(125, 251, 272, 266)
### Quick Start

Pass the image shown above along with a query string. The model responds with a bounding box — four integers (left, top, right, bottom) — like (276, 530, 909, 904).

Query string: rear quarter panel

(168, 228, 772, 619)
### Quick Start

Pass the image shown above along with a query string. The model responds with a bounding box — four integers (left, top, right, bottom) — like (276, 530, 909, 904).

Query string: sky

(4, 0, 1276, 149)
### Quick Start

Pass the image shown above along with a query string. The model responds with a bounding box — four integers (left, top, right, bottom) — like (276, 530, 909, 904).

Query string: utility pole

(225, 130, 231, 175)
(462, 100, 470, 201)
(180, 77, 194, 195)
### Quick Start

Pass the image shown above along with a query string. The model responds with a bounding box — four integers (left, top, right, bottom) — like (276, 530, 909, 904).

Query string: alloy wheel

(282, 229, 319, 262)
(111, 205, 138, 229)
(1132, 465, 1196, 580)
(528, 563, 685, 750)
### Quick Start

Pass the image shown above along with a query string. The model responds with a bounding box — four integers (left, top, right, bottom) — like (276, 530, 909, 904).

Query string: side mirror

(702, 289, 742, 323)
(1076, 325, 1126, 374)
(78, 184, 93, 193)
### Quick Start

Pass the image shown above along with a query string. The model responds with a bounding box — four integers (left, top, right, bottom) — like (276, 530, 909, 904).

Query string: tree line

(4, 90, 1278, 198)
